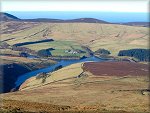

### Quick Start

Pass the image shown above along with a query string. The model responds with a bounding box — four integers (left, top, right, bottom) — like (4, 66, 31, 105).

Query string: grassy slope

(19, 62, 83, 90)
(1, 62, 149, 112)
(1, 22, 149, 56)
(0, 49, 20, 56)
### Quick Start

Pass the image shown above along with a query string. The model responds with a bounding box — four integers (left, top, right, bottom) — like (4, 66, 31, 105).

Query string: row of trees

(18, 48, 150, 62)
(1, 41, 149, 62)
(12, 45, 36, 54)
(94, 48, 111, 55)
(0, 42, 36, 57)
(118, 49, 150, 62)
(13, 39, 54, 46)
(37, 49, 52, 57)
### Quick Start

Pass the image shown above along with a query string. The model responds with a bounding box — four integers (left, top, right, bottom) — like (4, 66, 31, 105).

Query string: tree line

(118, 49, 150, 62)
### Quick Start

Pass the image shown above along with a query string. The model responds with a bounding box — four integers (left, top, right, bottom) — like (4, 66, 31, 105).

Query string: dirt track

(83, 62, 149, 76)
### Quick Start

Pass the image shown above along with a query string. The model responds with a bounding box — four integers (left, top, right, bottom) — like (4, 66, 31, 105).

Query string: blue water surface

(15, 56, 107, 87)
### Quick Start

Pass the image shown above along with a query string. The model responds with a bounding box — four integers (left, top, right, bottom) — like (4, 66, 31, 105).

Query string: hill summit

(0, 12, 20, 21)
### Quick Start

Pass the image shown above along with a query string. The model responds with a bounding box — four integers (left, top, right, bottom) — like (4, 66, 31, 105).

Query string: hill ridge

(0, 12, 20, 21)
(1, 12, 149, 27)
(0, 12, 109, 23)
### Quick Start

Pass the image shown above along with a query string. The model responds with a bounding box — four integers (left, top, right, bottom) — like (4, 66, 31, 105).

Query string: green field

(1, 23, 149, 56)
(23, 40, 87, 57)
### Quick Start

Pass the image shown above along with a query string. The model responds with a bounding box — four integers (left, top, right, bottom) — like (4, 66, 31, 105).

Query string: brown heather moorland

(1, 62, 149, 113)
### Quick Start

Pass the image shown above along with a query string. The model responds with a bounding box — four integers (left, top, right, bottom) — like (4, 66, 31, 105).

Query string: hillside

(0, 13, 149, 113)
(1, 62, 149, 112)
(123, 22, 150, 27)
(19, 61, 149, 90)
(0, 12, 108, 23)
(1, 22, 149, 56)
(1, 13, 149, 57)
(21, 17, 109, 23)
(19, 62, 84, 90)
(0, 55, 56, 93)
(0, 12, 20, 21)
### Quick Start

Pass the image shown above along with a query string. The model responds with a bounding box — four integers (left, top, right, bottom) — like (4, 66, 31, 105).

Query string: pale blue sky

(2, 0, 149, 23)
(6, 11, 149, 23)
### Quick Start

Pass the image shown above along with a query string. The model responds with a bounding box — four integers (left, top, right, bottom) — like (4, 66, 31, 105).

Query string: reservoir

(15, 56, 110, 87)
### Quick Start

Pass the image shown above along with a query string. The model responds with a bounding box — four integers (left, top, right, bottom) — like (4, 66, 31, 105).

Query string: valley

(0, 12, 149, 113)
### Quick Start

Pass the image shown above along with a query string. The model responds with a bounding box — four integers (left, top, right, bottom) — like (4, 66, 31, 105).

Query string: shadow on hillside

(0, 63, 31, 93)
(13, 39, 54, 46)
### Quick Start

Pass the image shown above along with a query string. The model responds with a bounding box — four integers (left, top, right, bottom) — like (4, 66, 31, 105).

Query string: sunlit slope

(2, 62, 149, 112)
(1, 22, 149, 55)
(20, 62, 83, 90)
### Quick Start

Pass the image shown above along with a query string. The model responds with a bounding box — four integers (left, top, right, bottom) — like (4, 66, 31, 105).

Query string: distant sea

(6, 11, 149, 23)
